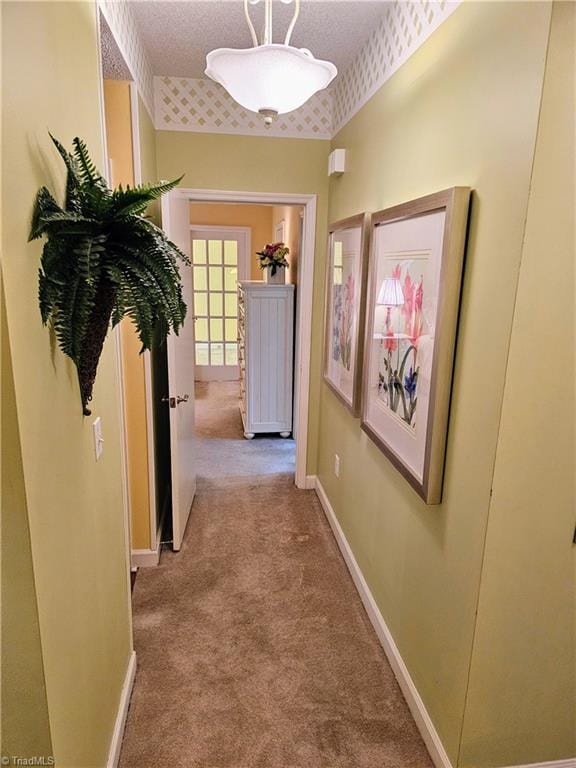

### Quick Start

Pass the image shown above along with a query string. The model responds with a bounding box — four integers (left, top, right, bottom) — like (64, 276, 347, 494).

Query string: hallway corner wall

(317, 2, 560, 765)
(138, 91, 160, 224)
(1, 3, 133, 765)
(458, 2, 576, 763)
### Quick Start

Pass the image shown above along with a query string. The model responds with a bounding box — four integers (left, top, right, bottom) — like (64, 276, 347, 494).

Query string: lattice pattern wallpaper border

(332, 0, 460, 134)
(99, 0, 154, 117)
(154, 76, 332, 139)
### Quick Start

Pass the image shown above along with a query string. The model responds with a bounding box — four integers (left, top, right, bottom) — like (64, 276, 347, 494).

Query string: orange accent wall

(103, 79, 152, 550)
(190, 203, 273, 280)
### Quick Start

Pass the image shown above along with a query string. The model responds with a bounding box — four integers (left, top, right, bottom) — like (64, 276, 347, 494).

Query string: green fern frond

(39, 211, 97, 227)
(38, 270, 55, 324)
(29, 187, 63, 241)
(110, 176, 183, 219)
(52, 274, 80, 361)
(75, 233, 106, 277)
(133, 217, 190, 266)
(49, 134, 82, 188)
(115, 264, 156, 350)
(31, 134, 187, 412)
(72, 136, 108, 189)
(48, 134, 84, 213)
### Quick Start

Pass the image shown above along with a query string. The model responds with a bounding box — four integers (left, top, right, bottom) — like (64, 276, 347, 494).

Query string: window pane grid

(191, 236, 240, 368)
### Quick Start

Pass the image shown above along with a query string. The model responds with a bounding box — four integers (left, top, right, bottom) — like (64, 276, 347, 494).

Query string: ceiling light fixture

(205, 0, 337, 125)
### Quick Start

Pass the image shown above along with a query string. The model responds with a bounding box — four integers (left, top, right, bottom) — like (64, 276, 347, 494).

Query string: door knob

(161, 394, 189, 408)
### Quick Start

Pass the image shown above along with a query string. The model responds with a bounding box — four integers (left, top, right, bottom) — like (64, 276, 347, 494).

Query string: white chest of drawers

(238, 281, 295, 438)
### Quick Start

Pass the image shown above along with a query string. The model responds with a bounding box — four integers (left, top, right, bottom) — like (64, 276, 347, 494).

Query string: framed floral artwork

(323, 213, 370, 415)
(361, 188, 471, 503)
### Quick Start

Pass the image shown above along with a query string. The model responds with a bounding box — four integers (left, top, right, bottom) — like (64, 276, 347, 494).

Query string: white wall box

(238, 281, 295, 439)
(328, 148, 347, 176)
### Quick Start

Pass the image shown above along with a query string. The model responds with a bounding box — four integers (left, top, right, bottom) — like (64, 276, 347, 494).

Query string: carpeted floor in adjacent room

(119, 381, 433, 768)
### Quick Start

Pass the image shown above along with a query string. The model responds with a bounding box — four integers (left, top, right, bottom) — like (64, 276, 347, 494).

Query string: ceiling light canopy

(205, 0, 337, 125)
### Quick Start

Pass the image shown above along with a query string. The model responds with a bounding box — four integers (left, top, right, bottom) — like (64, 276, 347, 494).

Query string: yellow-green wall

(2, 3, 132, 766)
(189, 202, 273, 280)
(156, 132, 330, 471)
(319, 2, 555, 763)
(1, 284, 53, 761)
(138, 93, 160, 225)
(459, 3, 576, 763)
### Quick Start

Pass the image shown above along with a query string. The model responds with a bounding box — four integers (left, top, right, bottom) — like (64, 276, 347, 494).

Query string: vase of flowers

(257, 242, 289, 284)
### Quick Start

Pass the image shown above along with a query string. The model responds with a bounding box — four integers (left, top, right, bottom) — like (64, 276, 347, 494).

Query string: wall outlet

(92, 417, 104, 460)
(334, 454, 341, 478)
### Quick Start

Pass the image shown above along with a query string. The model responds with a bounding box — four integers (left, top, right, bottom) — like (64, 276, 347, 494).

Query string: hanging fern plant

(29, 134, 188, 415)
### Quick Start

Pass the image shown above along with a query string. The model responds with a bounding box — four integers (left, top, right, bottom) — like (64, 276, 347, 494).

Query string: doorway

(189, 202, 302, 498)
(184, 189, 317, 490)
(155, 189, 317, 550)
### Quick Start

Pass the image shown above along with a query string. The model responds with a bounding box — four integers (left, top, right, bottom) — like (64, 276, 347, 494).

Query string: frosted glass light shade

(205, 44, 337, 116)
(377, 277, 405, 307)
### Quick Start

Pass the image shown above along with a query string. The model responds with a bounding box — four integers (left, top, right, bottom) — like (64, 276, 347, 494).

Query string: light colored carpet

(194, 381, 296, 489)
(119, 381, 433, 768)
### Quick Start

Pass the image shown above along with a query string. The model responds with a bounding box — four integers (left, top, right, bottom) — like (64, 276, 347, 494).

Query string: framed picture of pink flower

(361, 188, 471, 504)
(323, 213, 370, 416)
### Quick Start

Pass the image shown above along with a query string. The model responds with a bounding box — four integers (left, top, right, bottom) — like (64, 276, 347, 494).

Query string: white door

(190, 227, 250, 381)
(161, 191, 196, 551)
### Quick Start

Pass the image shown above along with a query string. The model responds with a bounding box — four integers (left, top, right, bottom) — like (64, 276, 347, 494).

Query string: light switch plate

(334, 454, 340, 478)
(92, 417, 104, 460)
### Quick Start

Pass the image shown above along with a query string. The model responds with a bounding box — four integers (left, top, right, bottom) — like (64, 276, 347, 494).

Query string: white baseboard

(131, 524, 162, 568)
(131, 547, 159, 568)
(501, 761, 576, 768)
(107, 650, 136, 768)
(314, 477, 453, 768)
(304, 474, 318, 490)
(314, 477, 576, 768)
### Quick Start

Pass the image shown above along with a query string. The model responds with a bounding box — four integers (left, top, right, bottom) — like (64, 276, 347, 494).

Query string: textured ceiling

(127, 0, 390, 79)
(100, 12, 133, 80)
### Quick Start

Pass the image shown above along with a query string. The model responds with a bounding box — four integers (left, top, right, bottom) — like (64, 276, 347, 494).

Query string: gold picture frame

(361, 187, 471, 503)
(322, 213, 371, 416)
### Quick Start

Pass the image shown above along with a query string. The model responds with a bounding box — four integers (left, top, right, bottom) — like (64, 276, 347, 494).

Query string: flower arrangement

(332, 274, 355, 371)
(257, 242, 289, 276)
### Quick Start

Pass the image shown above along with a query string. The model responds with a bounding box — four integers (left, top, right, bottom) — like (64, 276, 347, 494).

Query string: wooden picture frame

(323, 213, 371, 416)
(361, 187, 471, 503)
